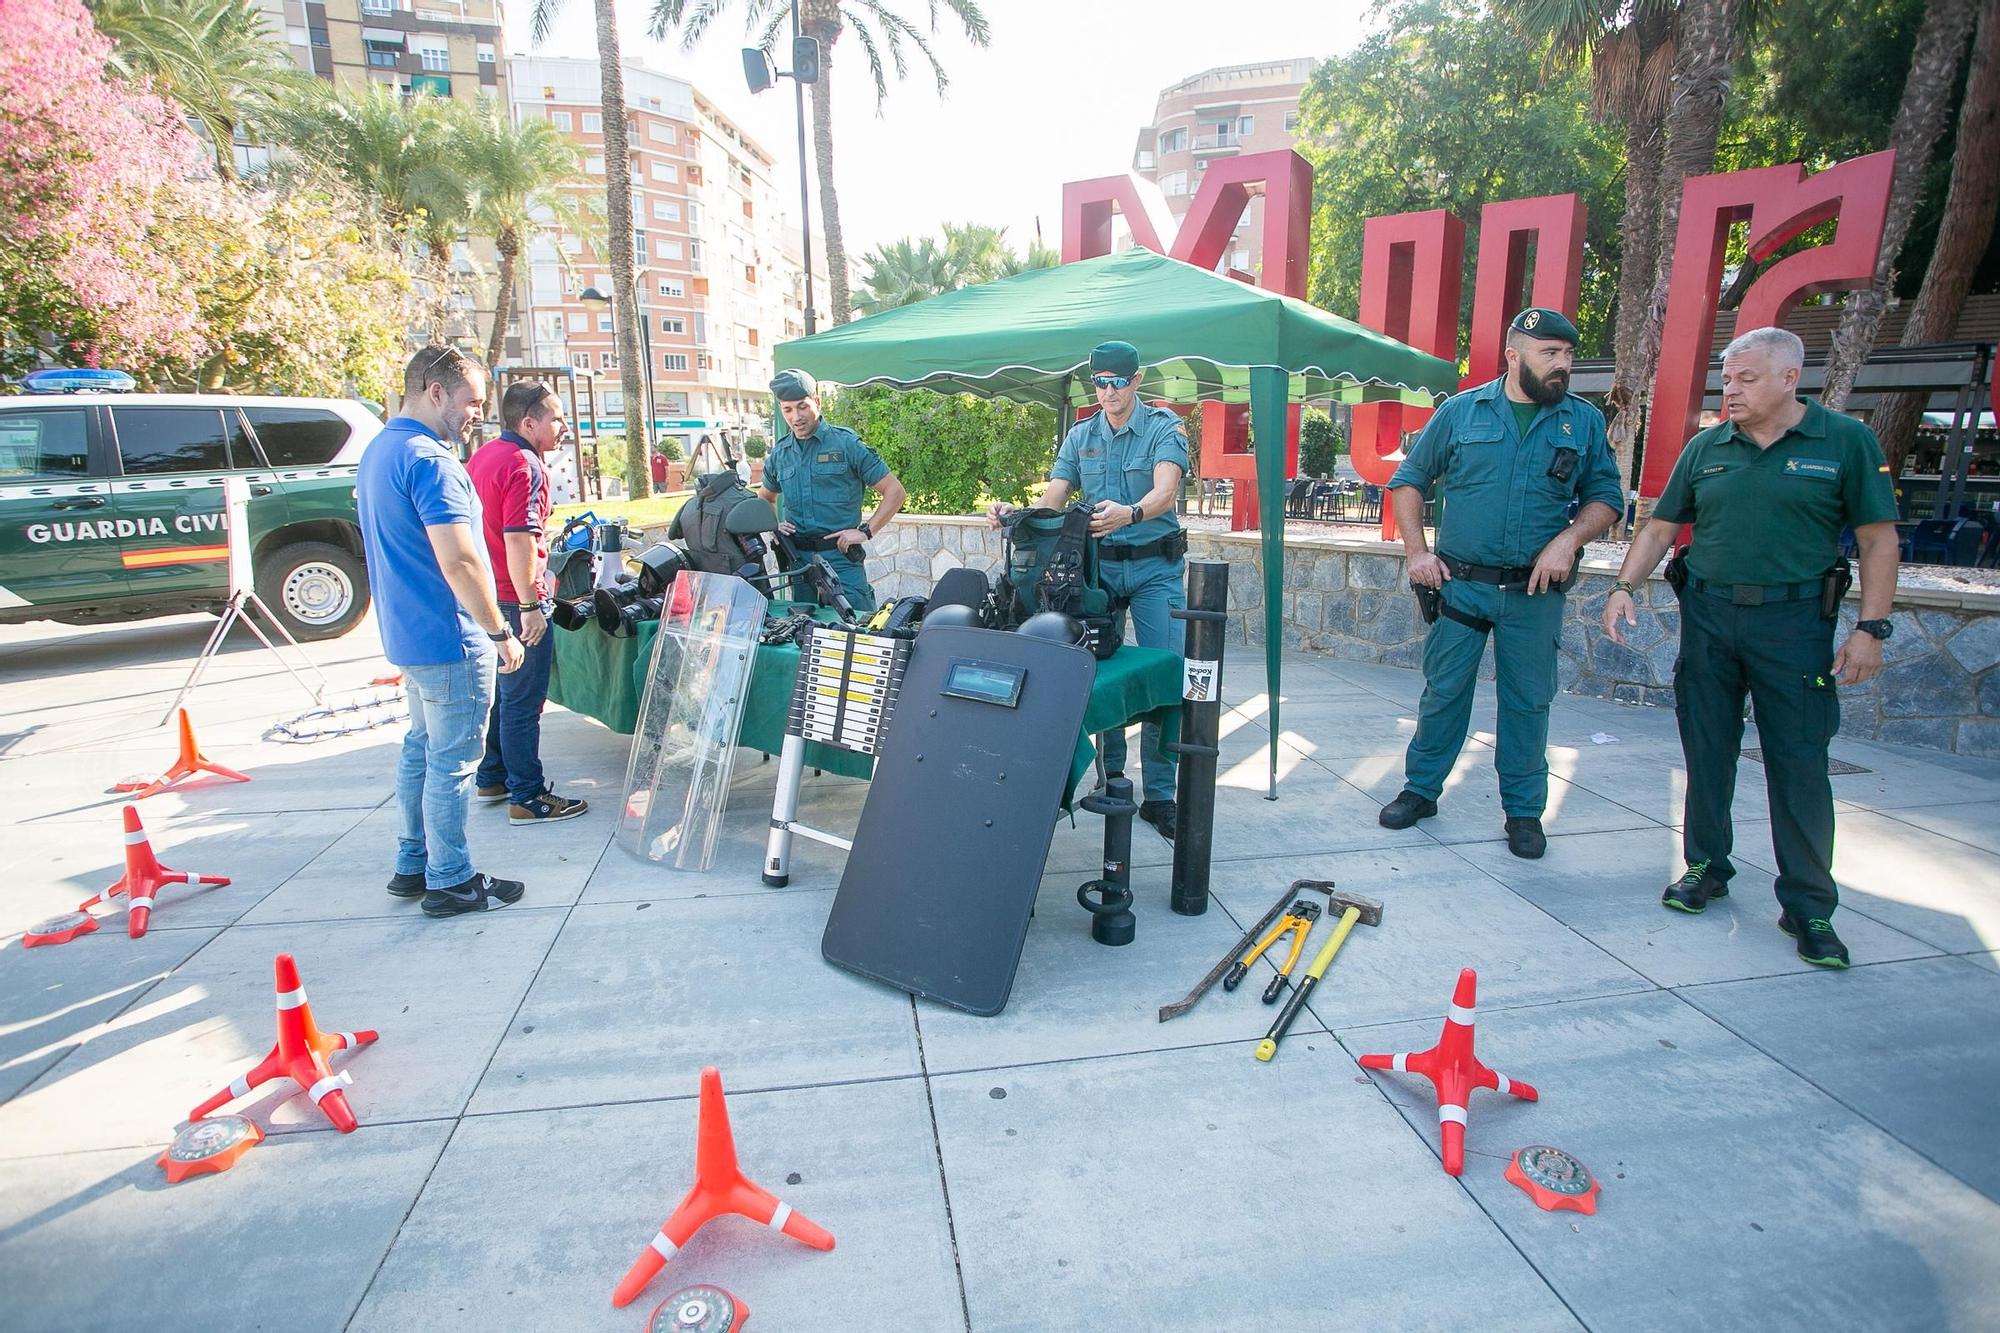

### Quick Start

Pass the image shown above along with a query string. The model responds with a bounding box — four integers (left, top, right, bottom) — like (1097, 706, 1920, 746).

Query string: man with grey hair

(1603, 325, 1900, 968)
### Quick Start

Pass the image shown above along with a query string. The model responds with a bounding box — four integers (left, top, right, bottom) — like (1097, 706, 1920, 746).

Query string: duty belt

(1685, 574, 1821, 606)
(1099, 529, 1189, 562)
(787, 532, 840, 552)
(1439, 554, 1535, 588)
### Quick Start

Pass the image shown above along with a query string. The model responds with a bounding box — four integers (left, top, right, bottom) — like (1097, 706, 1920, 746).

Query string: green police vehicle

(0, 370, 381, 641)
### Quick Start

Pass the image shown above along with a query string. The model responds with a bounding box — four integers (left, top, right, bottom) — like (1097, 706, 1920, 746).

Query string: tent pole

(1058, 372, 1075, 443)
(1249, 366, 1287, 800)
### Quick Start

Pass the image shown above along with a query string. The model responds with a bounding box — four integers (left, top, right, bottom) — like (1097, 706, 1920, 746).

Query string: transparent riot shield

(618, 571, 768, 869)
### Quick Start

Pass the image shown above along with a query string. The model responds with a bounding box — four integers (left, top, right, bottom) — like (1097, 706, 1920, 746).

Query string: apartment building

(507, 56, 812, 460)
(1132, 58, 1314, 281)
(260, 0, 504, 100)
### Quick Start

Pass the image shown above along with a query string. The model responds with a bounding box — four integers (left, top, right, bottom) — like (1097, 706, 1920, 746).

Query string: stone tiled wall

(856, 516, 2000, 758)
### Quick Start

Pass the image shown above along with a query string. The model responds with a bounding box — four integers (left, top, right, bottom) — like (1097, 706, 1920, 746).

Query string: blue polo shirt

(356, 417, 487, 666)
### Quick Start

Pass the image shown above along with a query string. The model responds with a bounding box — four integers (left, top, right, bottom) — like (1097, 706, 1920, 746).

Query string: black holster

(1664, 544, 1690, 595)
(1821, 558, 1854, 621)
(1414, 583, 1441, 625)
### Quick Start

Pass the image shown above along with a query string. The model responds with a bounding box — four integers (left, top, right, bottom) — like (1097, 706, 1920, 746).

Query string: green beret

(1088, 341, 1140, 377)
(1509, 308, 1579, 346)
(770, 369, 818, 401)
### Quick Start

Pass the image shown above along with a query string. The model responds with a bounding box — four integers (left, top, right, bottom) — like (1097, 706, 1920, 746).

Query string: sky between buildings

(520, 0, 1375, 261)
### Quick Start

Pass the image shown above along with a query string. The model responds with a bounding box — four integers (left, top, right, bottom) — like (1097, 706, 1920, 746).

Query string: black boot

(1137, 799, 1177, 841)
(1661, 861, 1729, 914)
(1378, 790, 1437, 829)
(1779, 912, 1850, 968)
(1504, 817, 1546, 860)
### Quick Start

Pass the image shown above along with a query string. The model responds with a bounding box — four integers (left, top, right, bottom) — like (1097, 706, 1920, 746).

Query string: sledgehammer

(1254, 887, 1382, 1062)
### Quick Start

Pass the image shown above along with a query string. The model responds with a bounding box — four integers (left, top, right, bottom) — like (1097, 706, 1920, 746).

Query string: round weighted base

(157, 1114, 262, 1183)
(1076, 880, 1136, 947)
(1506, 1144, 1600, 1215)
(647, 1284, 748, 1332)
(22, 911, 99, 948)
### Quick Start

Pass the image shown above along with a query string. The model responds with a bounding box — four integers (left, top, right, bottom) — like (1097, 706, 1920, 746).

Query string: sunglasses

(1090, 373, 1134, 391)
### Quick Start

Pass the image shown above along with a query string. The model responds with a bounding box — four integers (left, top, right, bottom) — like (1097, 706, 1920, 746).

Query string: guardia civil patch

(1782, 457, 1840, 479)
(816, 450, 842, 464)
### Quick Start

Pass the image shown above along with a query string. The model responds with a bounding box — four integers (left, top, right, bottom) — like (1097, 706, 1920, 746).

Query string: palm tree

(1819, 0, 1981, 410)
(530, 0, 651, 498)
(649, 0, 993, 325)
(458, 100, 597, 408)
(89, 0, 308, 180)
(854, 237, 951, 313)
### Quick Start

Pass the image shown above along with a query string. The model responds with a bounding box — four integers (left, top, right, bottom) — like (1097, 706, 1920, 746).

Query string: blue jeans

(476, 602, 554, 804)
(397, 648, 497, 889)
(1099, 555, 1187, 803)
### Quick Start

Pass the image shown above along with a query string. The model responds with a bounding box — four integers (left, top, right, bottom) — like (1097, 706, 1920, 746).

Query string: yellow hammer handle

(1301, 906, 1361, 981)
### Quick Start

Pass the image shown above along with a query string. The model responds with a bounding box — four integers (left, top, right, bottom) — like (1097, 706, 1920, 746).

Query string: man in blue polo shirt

(357, 345, 527, 918)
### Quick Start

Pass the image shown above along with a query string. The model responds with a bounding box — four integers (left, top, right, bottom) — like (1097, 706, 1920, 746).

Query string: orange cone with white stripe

(187, 953, 378, 1133)
(612, 1066, 834, 1309)
(113, 708, 249, 799)
(1357, 968, 1539, 1176)
(77, 805, 230, 938)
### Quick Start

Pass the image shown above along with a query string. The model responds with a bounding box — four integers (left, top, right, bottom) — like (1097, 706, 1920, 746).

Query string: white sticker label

(1182, 658, 1220, 702)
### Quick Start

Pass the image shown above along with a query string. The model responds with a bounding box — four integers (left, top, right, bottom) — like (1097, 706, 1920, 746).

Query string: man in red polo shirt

(468, 381, 588, 824)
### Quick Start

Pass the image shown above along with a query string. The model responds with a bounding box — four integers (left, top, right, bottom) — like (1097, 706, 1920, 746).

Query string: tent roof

(773, 248, 1459, 409)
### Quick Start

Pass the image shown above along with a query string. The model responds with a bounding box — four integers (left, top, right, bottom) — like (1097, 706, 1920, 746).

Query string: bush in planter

(1299, 406, 1343, 478)
(743, 431, 769, 459)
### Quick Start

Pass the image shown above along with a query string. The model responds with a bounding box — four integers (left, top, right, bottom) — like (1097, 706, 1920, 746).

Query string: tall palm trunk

(1865, 4, 2000, 477)
(1625, 0, 1743, 517)
(1821, 0, 1980, 410)
(486, 226, 521, 417)
(597, 0, 651, 497)
(1604, 74, 1667, 521)
(804, 9, 851, 323)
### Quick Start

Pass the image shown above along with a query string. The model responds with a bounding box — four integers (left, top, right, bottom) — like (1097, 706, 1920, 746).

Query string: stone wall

(859, 515, 2000, 758)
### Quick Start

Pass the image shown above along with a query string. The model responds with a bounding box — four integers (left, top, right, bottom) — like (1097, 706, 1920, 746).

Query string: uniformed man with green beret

(761, 369, 906, 615)
(1382, 307, 1624, 858)
(1604, 326, 1899, 969)
(985, 340, 1189, 841)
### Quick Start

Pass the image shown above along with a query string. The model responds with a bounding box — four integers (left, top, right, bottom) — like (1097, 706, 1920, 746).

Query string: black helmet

(1018, 610, 1086, 645)
(921, 602, 983, 633)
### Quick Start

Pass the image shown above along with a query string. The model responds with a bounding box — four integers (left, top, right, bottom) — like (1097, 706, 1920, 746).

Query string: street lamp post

(580, 283, 657, 494)
(743, 14, 821, 335)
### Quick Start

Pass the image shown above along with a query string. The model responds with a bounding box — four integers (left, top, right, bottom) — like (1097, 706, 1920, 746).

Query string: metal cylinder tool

(1076, 775, 1137, 946)
(1170, 559, 1229, 916)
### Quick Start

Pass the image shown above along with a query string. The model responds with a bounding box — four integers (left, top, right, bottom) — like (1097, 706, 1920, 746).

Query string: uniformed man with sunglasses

(986, 341, 1189, 841)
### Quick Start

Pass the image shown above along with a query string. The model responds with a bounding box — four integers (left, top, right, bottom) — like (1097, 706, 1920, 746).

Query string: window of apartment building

(572, 352, 591, 369)
(416, 40, 449, 72)
(477, 43, 495, 63)
(569, 314, 589, 333)
(597, 316, 613, 333)
(656, 239, 683, 260)
(662, 393, 689, 416)
(1283, 110, 1299, 132)
(742, 264, 756, 285)
(550, 111, 572, 131)
(1238, 114, 1254, 136)
(560, 235, 583, 255)
(1158, 127, 1186, 154)
(1160, 171, 1188, 196)
(652, 200, 680, 222)
(660, 316, 685, 334)
(649, 122, 676, 143)
(360, 0, 393, 14)
(692, 313, 706, 344)
(661, 353, 689, 372)
(586, 156, 605, 174)
(1137, 150, 1155, 170)
(364, 39, 400, 67)
(287, 26, 309, 46)
(686, 202, 702, 228)
(746, 328, 759, 347)
(582, 112, 602, 132)
(659, 279, 684, 298)
(603, 352, 619, 371)
(310, 25, 329, 45)
(650, 161, 679, 183)
(633, 233, 648, 268)
(688, 239, 703, 264)
(741, 200, 754, 220)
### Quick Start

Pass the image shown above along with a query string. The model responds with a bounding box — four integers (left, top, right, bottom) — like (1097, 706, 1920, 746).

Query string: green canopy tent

(773, 247, 1458, 796)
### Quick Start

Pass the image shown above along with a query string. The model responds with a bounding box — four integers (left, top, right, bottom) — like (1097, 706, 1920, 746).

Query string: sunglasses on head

(1091, 373, 1134, 391)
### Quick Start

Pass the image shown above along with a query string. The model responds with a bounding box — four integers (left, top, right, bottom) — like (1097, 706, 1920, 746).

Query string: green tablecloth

(548, 612, 1182, 798)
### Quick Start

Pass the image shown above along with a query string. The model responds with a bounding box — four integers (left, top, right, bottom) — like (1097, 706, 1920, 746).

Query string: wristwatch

(1130, 503, 1144, 526)
(1855, 618, 1894, 641)
(857, 521, 872, 539)
(486, 628, 515, 644)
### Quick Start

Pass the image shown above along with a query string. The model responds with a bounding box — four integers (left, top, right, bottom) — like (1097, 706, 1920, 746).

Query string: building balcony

(1191, 131, 1241, 154)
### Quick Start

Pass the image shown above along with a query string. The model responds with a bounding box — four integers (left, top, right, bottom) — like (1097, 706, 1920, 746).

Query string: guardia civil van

(0, 370, 381, 641)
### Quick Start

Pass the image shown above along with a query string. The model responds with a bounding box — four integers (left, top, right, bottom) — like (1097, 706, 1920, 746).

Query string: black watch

(857, 521, 872, 538)
(486, 628, 515, 643)
(1855, 618, 1893, 641)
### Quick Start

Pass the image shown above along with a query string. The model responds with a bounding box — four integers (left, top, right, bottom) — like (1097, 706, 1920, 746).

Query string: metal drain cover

(1741, 748, 1869, 775)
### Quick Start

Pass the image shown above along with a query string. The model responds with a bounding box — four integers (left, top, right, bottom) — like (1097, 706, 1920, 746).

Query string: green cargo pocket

(1802, 671, 1840, 745)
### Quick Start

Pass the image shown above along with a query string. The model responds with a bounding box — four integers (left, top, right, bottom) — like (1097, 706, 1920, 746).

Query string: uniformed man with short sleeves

(1604, 326, 1899, 969)
(1382, 308, 1624, 858)
(985, 340, 1189, 841)
(761, 369, 906, 616)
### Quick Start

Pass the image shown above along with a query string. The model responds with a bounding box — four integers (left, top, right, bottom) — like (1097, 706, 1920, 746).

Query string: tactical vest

(997, 505, 1115, 653)
(676, 470, 763, 575)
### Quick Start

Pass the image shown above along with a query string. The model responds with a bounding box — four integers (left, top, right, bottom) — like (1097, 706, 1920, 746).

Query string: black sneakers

(1779, 912, 1851, 968)
(421, 872, 526, 918)
(509, 791, 589, 825)
(1661, 861, 1729, 914)
(386, 870, 426, 899)
(1138, 799, 1177, 841)
(1504, 817, 1546, 860)
(1378, 790, 1437, 829)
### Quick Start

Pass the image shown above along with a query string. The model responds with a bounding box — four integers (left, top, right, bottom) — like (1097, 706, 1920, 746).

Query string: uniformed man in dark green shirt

(1604, 326, 1899, 969)
(762, 369, 907, 615)
(1383, 308, 1625, 859)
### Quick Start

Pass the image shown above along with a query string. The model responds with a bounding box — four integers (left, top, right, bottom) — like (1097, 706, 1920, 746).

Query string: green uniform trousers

(1404, 580, 1566, 817)
(1675, 588, 1840, 921)
(1098, 554, 1186, 803)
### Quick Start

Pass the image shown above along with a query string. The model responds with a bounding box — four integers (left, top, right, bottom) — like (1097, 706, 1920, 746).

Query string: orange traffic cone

(114, 708, 249, 799)
(187, 953, 378, 1133)
(76, 805, 230, 938)
(612, 1066, 835, 1309)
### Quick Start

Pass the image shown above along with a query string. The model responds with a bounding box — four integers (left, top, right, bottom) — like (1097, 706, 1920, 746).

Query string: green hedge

(823, 386, 1058, 514)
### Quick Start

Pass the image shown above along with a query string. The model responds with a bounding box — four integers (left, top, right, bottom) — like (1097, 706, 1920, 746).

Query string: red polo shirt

(465, 431, 549, 604)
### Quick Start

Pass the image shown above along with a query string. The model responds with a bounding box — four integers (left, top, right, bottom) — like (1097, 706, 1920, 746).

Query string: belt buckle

(1732, 584, 1764, 606)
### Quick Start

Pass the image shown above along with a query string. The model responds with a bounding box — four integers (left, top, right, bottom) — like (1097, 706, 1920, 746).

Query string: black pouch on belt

(1664, 544, 1690, 595)
(1821, 557, 1854, 621)
(1413, 583, 1442, 625)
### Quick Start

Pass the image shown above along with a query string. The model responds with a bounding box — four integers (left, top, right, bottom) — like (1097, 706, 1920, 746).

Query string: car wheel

(256, 540, 368, 641)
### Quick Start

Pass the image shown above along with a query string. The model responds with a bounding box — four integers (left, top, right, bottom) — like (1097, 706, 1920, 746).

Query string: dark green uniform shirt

(1050, 401, 1189, 549)
(765, 421, 889, 536)
(1653, 400, 1898, 586)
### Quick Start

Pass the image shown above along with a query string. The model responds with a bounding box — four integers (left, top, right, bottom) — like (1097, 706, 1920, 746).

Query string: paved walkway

(1, 614, 1996, 1331)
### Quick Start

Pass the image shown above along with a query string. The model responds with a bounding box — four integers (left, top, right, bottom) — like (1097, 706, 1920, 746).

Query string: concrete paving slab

(1503, 696, 1683, 750)
(931, 1044, 1580, 1332)
(913, 863, 1328, 1075)
(1447, 829, 1943, 988)
(0, 808, 368, 938)
(0, 911, 562, 1156)
(0, 1120, 451, 1333)
(578, 777, 866, 904)
(1967, 950, 1999, 974)
(1208, 745, 1437, 862)
(355, 1078, 962, 1330)
(0, 927, 220, 1105)
(1823, 737, 2000, 811)
(1677, 956, 2000, 1201)
(1872, 798, 2000, 855)
(1547, 742, 1776, 827)
(1324, 746, 1663, 844)
(1, 736, 400, 826)
(1226, 691, 1430, 759)
(471, 895, 918, 1114)
(1731, 811, 2000, 956)
(1344, 989, 2000, 1332)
